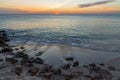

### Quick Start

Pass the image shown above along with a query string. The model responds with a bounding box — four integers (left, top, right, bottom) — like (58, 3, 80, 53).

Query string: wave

(4, 29, 120, 52)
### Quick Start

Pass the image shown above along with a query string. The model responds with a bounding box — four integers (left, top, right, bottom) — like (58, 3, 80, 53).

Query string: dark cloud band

(78, 0, 115, 8)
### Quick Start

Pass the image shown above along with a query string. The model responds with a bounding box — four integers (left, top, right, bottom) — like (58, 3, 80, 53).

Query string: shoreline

(10, 43, 120, 65)
(0, 30, 120, 80)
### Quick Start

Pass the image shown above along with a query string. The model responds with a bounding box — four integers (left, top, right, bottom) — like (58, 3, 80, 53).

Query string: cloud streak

(78, 0, 115, 8)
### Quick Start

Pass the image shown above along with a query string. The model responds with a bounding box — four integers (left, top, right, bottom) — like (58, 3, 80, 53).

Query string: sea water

(0, 14, 120, 52)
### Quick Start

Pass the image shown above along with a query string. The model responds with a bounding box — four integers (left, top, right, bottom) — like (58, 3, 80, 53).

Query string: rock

(28, 67, 39, 76)
(14, 48, 19, 51)
(98, 69, 113, 80)
(89, 63, 96, 67)
(0, 39, 7, 47)
(35, 51, 43, 56)
(71, 71, 83, 78)
(28, 57, 35, 63)
(63, 74, 73, 80)
(89, 66, 101, 74)
(62, 64, 71, 70)
(90, 75, 103, 80)
(99, 63, 105, 66)
(5, 58, 18, 64)
(34, 57, 44, 64)
(83, 65, 89, 68)
(38, 73, 52, 79)
(20, 47, 24, 49)
(72, 61, 79, 67)
(0, 59, 3, 62)
(15, 65, 23, 76)
(40, 65, 53, 74)
(108, 66, 116, 71)
(90, 69, 113, 80)
(65, 57, 74, 61)
(20, 59, 34, 67)
(83, 75, 91, 78)
(53, 69, 62, 75)
(15, 52, 28, 59)
(0, 30, 10, 42)
(1, 48, 13, 53)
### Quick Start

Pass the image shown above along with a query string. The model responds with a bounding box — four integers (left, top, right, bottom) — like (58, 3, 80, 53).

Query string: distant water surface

(0, 14, 120, 52)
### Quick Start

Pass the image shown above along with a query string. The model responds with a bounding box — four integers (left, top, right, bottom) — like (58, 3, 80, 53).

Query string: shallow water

(0, 14, 120, 52)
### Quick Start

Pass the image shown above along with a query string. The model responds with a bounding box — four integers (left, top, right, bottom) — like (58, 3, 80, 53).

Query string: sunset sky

(0, 0, 120, 14)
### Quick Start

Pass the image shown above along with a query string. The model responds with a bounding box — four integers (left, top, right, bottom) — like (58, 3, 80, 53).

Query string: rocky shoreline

(0, 30, 120, 80)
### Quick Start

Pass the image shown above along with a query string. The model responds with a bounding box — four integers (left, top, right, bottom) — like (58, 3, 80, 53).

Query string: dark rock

(64, 74, 73, 80)
(53, 69, 62, 75)
(62, 64, 71, 70)
(83, 65, 89, 68)
(0, 30, 10, 42)
(65, 57, 74, 61)
(72, 61, 79, 67)
(34, 57, 44, 64)
(0, 59, 3, 62)
(108, 66, 116, 71)
(28, 57, 35, 63)
(15, 65, 23, 76)
(14, 48, 19, 51)
(28, 67, 39, 76)
(89, 63, 96, 67)
(89, 66, 101, 74)
(39, 65, 53, 74)
(99, 63, 105, 66)
(5, 58, 18, 64)
(15, 52, 29, 59)
(90, 75, 103, 80)
(83, 75, 91, 78)
(0, 39, 7, 47)
(20, 47, 24, 49)
(1, 48, 13, 53)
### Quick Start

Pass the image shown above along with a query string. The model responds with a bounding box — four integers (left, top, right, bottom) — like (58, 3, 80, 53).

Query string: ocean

(0, 14, 120, 52)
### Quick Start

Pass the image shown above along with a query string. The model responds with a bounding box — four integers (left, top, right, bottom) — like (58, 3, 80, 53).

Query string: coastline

(10, 43, 120, 66)
(0, 31, 120, 80)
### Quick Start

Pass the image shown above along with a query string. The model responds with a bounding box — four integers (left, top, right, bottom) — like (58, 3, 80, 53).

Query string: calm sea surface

(0, 14, 120, 52)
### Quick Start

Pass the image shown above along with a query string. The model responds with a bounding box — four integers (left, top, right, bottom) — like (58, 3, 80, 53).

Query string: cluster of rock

(0, 30, 10, 47)
(0, 30, 120, 80)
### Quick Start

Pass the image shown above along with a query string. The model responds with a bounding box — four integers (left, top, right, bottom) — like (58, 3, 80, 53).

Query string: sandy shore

(0, 44, 120, 80)
(11, 44, 120, 66)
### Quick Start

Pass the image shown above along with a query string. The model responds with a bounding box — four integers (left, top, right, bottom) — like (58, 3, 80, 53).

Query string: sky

(0, 0, 120, 14)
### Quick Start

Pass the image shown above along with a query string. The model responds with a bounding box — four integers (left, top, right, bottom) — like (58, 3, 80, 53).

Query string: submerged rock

(72, 61, 79, 67)
(65, 57, 74, 61)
